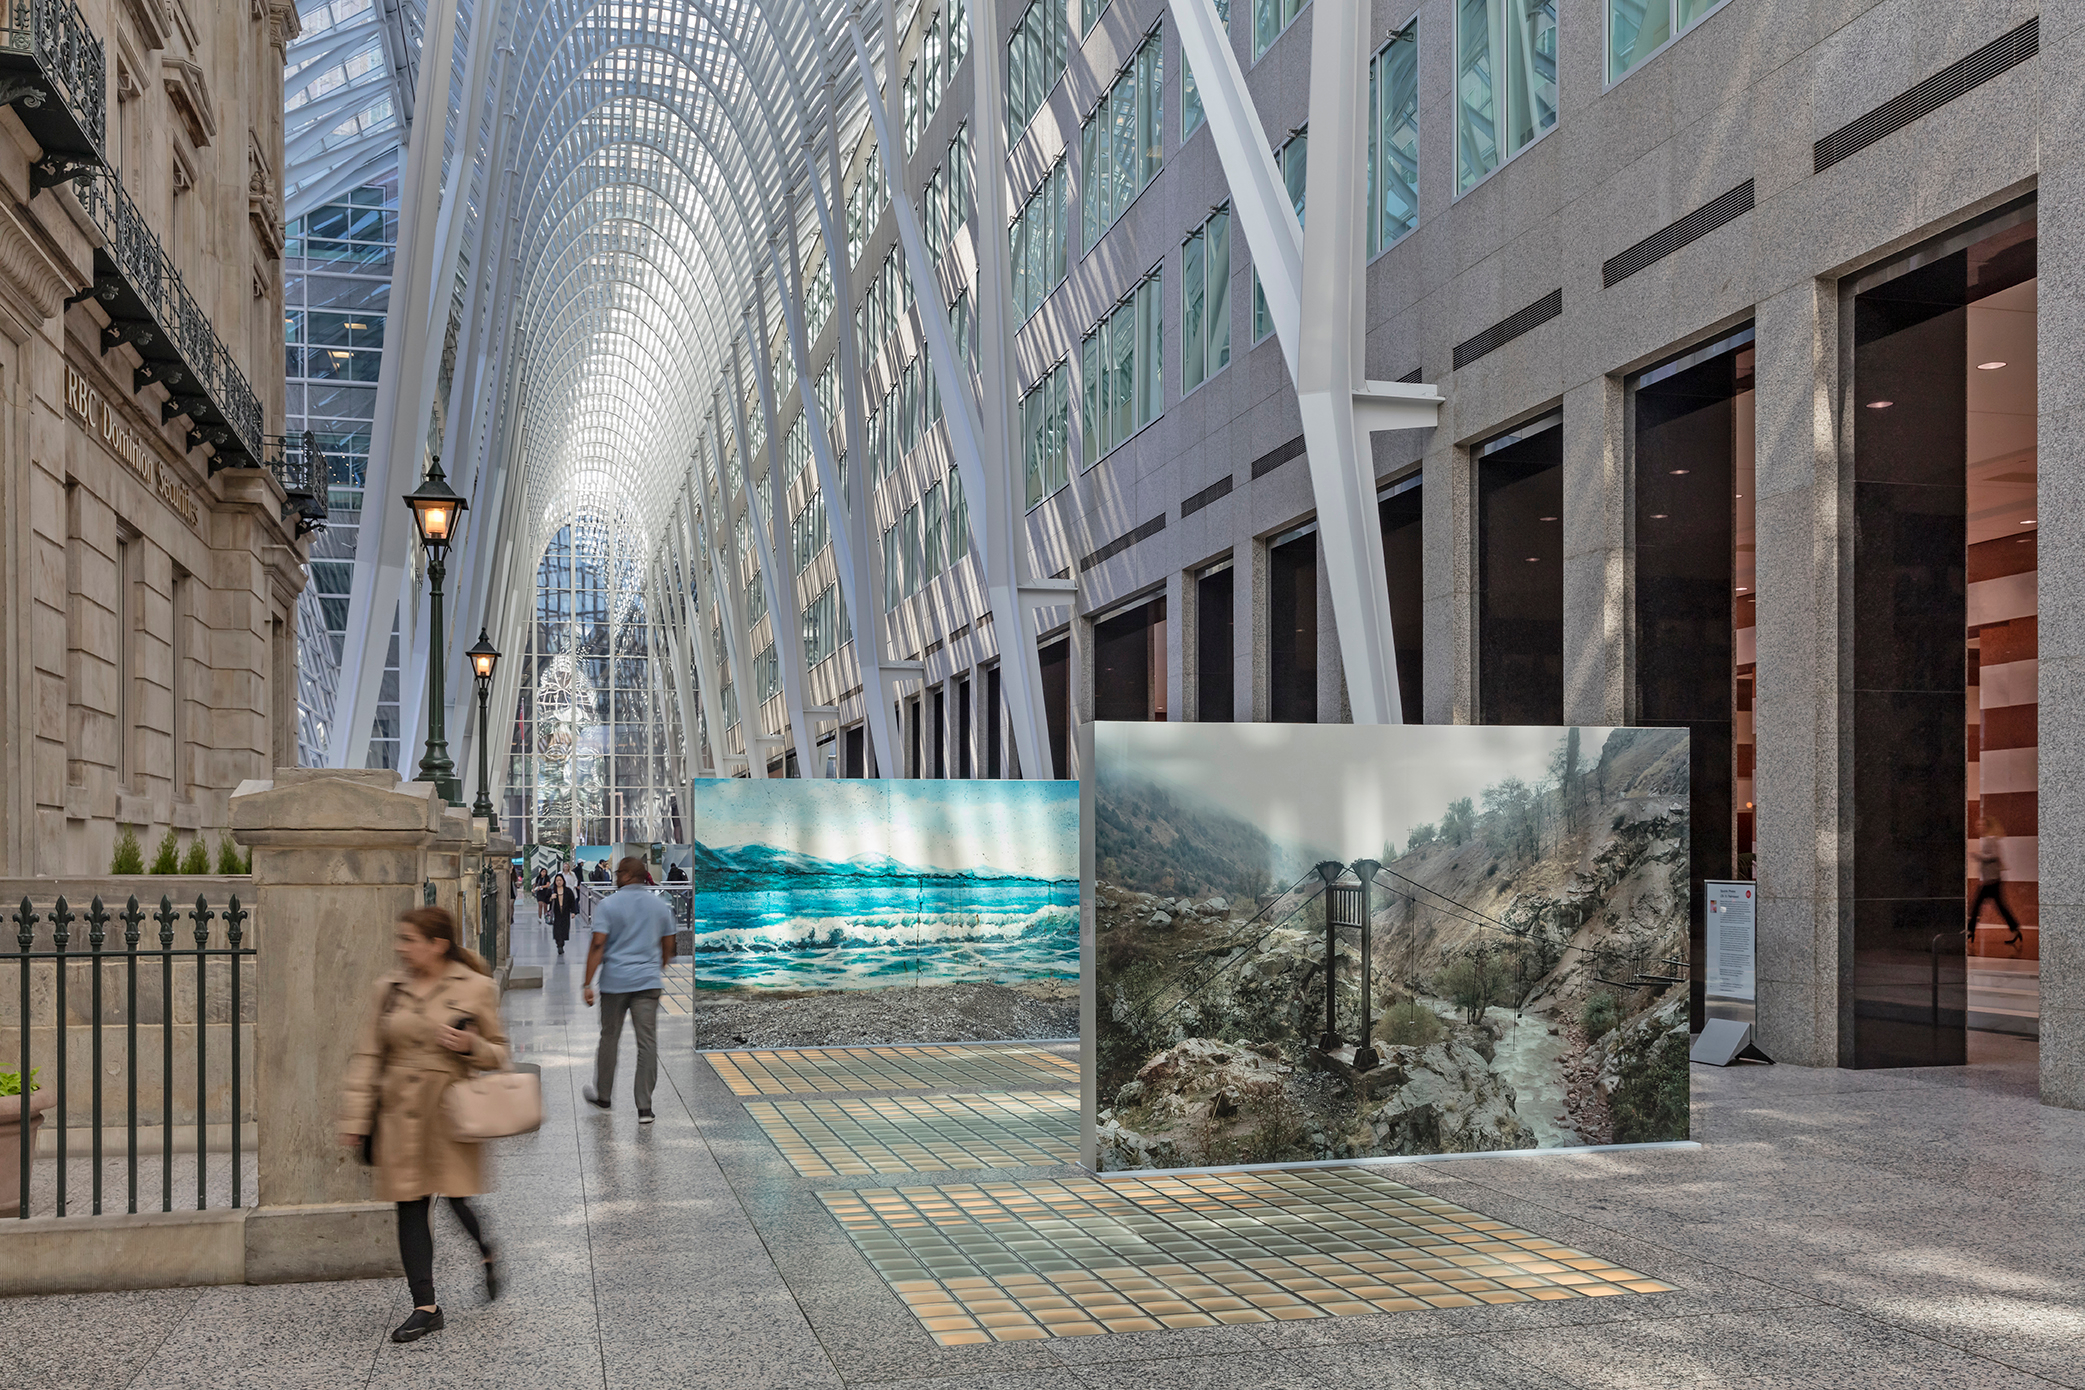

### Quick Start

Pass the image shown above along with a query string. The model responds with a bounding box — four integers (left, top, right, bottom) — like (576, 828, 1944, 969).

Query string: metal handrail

(1, 0, 105, 155)
(262, 431, 330, 535)
(75, 170, 264, 464)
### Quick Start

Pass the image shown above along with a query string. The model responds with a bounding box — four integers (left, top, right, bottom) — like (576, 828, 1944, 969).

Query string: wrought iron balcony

(0, 0, 105, 187)
(263, 431, 329, 537)
(75, 169, 266, 470)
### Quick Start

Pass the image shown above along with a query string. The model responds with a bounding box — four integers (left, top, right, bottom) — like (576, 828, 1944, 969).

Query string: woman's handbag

(443, 1062, 543, 1142)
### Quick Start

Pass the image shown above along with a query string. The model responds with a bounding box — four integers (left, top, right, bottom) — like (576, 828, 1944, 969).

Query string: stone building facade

(0, 0, 304, 876)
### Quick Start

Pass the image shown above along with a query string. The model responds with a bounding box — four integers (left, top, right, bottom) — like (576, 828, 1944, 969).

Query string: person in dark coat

(549, 865, 577, 956)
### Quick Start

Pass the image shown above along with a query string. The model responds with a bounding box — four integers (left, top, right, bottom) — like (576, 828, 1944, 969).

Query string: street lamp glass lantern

(404, 456, 467, 553)
(468, 628, 501, 685)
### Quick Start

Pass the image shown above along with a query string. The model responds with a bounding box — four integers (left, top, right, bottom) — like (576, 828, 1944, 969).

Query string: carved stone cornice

(247, 130, 282, 259)
(0, 196, 77, 323)
(161, 56, 217, 149)
(261, 0, 301, 54)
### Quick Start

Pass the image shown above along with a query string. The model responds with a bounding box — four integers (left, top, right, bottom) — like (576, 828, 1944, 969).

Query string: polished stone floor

(6, 905, 2084, 1388)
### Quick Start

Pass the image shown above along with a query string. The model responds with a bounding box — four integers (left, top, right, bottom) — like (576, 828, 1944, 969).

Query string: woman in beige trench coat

(339, 906, 509, 1342)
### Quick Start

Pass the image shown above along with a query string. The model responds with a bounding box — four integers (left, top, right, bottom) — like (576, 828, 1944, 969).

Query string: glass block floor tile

(748, 1091, 1079, 1176)
(819, 1167, 1672, 1344)
(706, 1043, 1081, 1097)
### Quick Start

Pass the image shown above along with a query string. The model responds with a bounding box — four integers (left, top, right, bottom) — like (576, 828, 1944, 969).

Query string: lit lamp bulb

(424, 507, 449, 539)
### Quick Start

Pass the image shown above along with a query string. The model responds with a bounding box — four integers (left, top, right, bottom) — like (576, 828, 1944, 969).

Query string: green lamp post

(467, 626, 502, 830)
(404, 456, 467, 805)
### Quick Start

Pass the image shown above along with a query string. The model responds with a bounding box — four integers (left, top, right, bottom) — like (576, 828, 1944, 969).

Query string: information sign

(1705, 880, 1756, 1000)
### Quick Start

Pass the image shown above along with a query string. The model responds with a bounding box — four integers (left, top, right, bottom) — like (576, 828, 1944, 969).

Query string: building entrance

(1849, 204, 2037, 1066)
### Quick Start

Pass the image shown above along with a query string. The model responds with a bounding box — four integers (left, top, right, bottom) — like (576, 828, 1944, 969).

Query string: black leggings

(1968, 881, 2022, 937)
(396, 1196, 490, 1308)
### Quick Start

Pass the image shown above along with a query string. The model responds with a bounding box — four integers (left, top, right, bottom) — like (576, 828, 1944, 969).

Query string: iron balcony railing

(0, 0, 105, 182)
(76, 169, 266, 469)
(7, 892, 255, 1219)
(263, 431, 330, 536)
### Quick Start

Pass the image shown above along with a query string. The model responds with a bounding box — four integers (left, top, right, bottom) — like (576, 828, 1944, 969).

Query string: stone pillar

(230, 769, 441, 1280)
(1749, 281, 1846, 1070)
(427, 804, 472, 926)
(2037, 30, 2085, 1107)
(1561, 375, 1628, 726)
(487, 830, 517, 971)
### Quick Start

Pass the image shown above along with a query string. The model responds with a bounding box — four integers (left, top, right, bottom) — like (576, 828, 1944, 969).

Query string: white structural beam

(674, 488, 735, 779)
(772, 187, 902, 779)
(732, 314, 821, 776)
(848, 0, 1063, 777)
(1170, 0, 1442, 724)
(699, 414, 766, 778)
(327, 0, 468, 768)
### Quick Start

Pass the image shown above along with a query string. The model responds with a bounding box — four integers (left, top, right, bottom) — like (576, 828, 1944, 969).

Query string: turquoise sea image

(678, 779, 1081, 991)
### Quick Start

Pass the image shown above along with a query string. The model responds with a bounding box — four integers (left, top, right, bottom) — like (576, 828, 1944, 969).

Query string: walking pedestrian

(549, 864, 576, 956)
(338, 906, 508, 1343)
(1968, 815, 2025, 953)
(581, 856, 677, 1124)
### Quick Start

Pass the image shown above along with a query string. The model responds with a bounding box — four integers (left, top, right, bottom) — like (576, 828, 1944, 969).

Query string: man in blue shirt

(581, 857, 678, 1123)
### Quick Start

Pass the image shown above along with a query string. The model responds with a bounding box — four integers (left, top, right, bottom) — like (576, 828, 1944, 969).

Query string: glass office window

(1183, 207, 1231, 392)
(791, 491, 827, 572)
(1007, 0, 1069, 138)
(1456, 0, 1556, 193)
(924, 481, 947, 579)
(1081, 270, 1163, 464)
(1253, 0, 1305, 59)
(1094, 597, 1167, 720)
(882, 524, 902, 610)
(901, 504, 922, 596)
(1022, 360, 1073, 508)
(1011, 159, 1070, 320)
(1367, 23, 1419, 254)
(948, 463, 970, 561)
(1252, 132, 1306, 341)
(1609, 0, 1724, 82)
(1080, 32, 1164, 251)
(1182, 0, 1231, 137)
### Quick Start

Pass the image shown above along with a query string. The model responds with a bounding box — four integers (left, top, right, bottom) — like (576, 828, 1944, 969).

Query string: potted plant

(0, 1067, 50, 1216)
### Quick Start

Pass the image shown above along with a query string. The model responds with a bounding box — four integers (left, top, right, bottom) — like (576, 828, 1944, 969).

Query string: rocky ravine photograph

(1084, 722, 1693, 1171)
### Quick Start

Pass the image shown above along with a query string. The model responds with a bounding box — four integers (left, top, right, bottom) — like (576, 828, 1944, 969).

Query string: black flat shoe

(483, 1253, 501, 1302)
(391, 1308, 444, 1343)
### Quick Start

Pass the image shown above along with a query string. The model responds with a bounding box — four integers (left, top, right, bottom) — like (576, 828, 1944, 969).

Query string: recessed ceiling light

(1539, 515, 1558, 521)
(1866, 400, 1893, 409)
(1976, 361, 2006, 370)
(1650, 513, 1667, 519)
(1670, 468, 1689, 475)
(1736, 586, 1748, 592)
(2022, 519, 2036, 525)
(1526, 556, 1540, 562)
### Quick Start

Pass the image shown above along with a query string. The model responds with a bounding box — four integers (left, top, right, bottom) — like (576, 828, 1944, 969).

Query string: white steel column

(327, 0, 467, 767)
(847, 2, 1069, 777)
(732, 314, 822, 776)
(1170, 0, 1442, 724)
(700, 415, 767, 778)
(674, 488, 733, 779)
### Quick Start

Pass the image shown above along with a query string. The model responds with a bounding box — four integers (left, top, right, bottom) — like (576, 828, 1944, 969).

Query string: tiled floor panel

(746, 1090, 1079, 1175)
(706, 1043, 1080, 1096)
(819, 1167, 1671, 1345)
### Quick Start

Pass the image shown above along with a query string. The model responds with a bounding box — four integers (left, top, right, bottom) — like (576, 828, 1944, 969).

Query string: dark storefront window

(1848, 204, 2035, 1068)
(1477, 416, 1562, 724)
(1268, 528, 1317, 722)
(1196, 562, 1234, 721)
(957, 677, 973, 777)
(1039, 638, 1071, 776)
(1632, 328, 1754, 1030)
(1094, 597, 1166, 721)
(1380, 475, 1423, 724)
(987, 666, 1003, 776)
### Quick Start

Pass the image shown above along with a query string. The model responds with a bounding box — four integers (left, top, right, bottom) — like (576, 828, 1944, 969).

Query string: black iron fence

(6, 892, 255, 1219)
(74, 169, 265, 468)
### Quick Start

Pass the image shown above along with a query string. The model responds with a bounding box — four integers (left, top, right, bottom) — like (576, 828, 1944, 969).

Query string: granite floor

(5, 906, 2083, 1389)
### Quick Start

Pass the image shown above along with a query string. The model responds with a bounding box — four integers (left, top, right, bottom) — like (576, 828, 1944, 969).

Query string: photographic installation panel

(1082, 723, 1692, 1170)
(679, 778, 1080, 992)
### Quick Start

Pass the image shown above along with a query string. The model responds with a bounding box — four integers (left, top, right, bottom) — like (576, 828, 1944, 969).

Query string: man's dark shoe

(391, 1308, 444, 1343)
(637, 1109, 655, 1124)
(582, 1085, 610, 1111)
